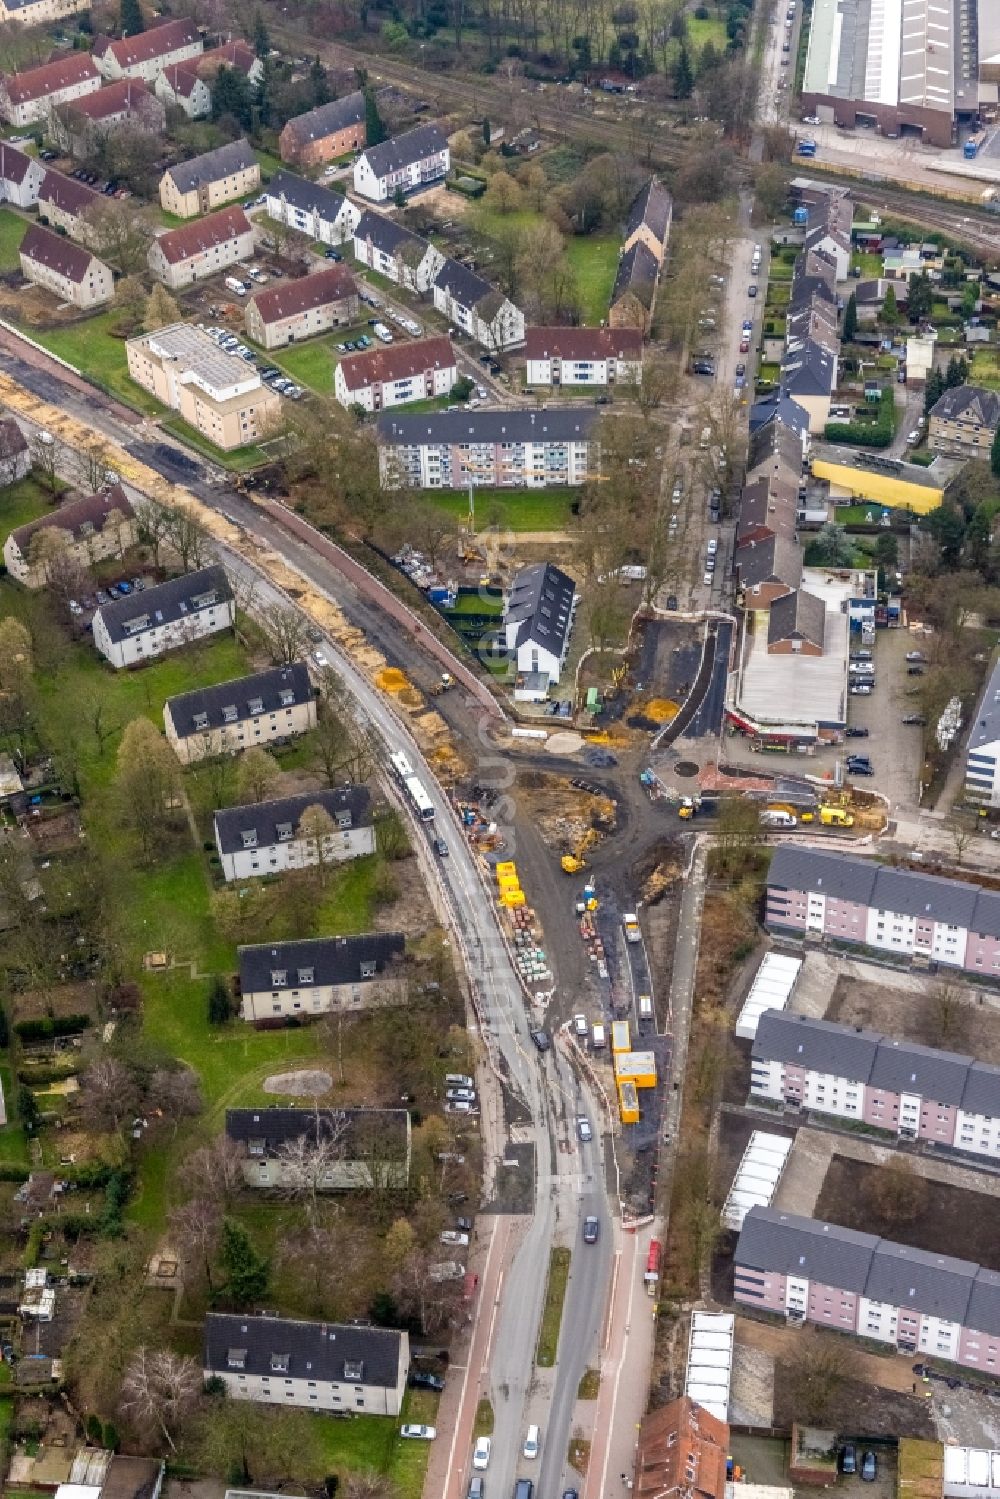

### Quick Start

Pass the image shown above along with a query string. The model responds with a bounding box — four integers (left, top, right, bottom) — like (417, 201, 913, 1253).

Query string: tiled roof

(93, 17, 201, 68)
(735, 534, 802, 591)
(767, 587, 825, 648)
(736, 475, 798, 545)
(736, 1206, 880, 1293)
(2, 51, 98, 105)
(60, 77, 158, 121)
(360, 122, 448, 179)
(338, 334, 455, 393)
(152, 204, 251, 265)
(225, 1104, 407, 1156)
(524, 326, 643, 362)
(238, 932, 404, 993)
(930, 385, 1000, 429)
(266, 168, 346, 221)
(281, 90, 365, 147)
(767, 845, 879, 905)
(868, 1036, 973, 1107)
(624, 178, 673, 246)
(214, 786, 372, 855)
(354, 208, 430, 259)
(9, 484, 131, 551)
(433, 255, 496, 312)
(165, 662, 312, 739)
(866, 1240, 978, 1324)
(95, 564, 232, 645)
(0, 141, 37, 186)
(38, 167, 101, 218)
(197, 39, 258, 75)
(204, 1311, 405, 1388)
(159, 62, 201, 98)
(505, 560, 576, 658)
(248, 264, 357, 325)
(20, 221, 99, 284)
(611, 240, 658, 309)
(753, 1010, 880, 1080)
(163, 138, 256, 194)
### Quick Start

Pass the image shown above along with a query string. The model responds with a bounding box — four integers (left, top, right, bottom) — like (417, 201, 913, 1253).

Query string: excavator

(561, 828, 599, 874)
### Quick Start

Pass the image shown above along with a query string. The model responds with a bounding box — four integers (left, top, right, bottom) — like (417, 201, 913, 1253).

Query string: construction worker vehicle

(623, 913, 641, 944)
(561, 828, 599, 874)
(677, 795, 702, 819)
(430, 673, 453, 696)
(820, 805, 854, 827)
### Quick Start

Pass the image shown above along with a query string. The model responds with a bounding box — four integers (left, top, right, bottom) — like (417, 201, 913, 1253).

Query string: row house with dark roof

(214, 786, 374, 882)
(265, 169, 361, 249)
(54, 78, 165, 156)
(225, 1105, 409, 1189)
(204, 1312, 408, 1413)
(159, 138, 259, 219)
(0, 52, 100, 126)
(19, 221, 112, 309)
(765, 844, 1000, 976)
(353, 122, 449, 201)
(0, 141, 44, 208)
(163, 663, 316, 764)
(148, 204, 255, 289)
(376, 407, 597, 490)
(237, 933, 405, 1023)
(352, 209, 443, 292)
(622, 178, 673, 265)
(334, 335, 457, 412)
(278, 91, 366, 167)
(608, 178, 672, 333)
(751, 1008, 1000, 1158)
(503, 560, 577, 689)
(734, 1206, 1000, 1373)
(37, 168, 102, 241)
(245, 264, 359, 351)
(93, 17, 203, 82)
(432, 256, 524, 351)
(4, 483, 133, 587)
(93, 564, 234, 669)
(929, 385, 1000, 460)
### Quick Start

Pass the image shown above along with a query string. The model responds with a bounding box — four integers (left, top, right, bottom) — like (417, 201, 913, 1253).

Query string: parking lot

(842, 626, 927, 813)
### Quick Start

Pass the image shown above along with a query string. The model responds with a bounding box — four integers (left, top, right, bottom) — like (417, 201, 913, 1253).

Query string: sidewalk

(585, 1224, 656, 1499)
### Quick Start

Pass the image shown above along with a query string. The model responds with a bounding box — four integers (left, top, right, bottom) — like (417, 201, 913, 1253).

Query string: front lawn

(851, 252, 883, 277)
(565, 233, 620, 323)
(271, 335, 338, 393)
(29, 311, 164, 415)
(970, 346, 1000, 389)
(0, 205, 27, 271)
(426, 485, 578, 533)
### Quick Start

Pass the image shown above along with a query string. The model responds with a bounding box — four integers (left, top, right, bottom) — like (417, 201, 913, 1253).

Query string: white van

(700, 426, 712, 449)
(760, 809, 797, 828)
(592, 1022, 606, 1049)
(639, 994, 654, 1022)
(225, 276, 247, 296)
(523, 1426, 540, 1460)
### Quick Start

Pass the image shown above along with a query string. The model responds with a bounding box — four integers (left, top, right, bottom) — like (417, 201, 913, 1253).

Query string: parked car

(440, 1230, 470, 1246)
(840, 1445, 857, 1476)
(666, 594, 678, 610)
(409, 1371, 444, 1391)
(400, 1425, 436, 1440)
(850, 684, 873, 695)
(446, 1088, 475, 1103)
(845, 726, 869, 738)
(861, 1452, 877, 1483)
(906, 651, 926, 663)
(748, 284, 758, 297)
(473, 1437, 492, 1470)
(583, 1216, 599, 1244)
(902, 714, 927, 725)
(907, 664, 924, 676)
(530, 1029, 551, 1052)
(577, 1116, 593, 1142)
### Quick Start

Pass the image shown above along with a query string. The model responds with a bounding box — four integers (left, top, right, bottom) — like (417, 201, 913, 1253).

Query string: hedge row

(14, 1014, 91, 1042)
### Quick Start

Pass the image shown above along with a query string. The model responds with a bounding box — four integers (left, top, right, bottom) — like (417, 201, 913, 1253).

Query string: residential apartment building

(967, 656, 1000, 808)
(198, 39, 262, 82)
(803, 191, 852, 279)
(37, 169, 101, 241)
(633, 1395, 728, 1499)
(353, 122, 449, 201)
(155, 60, 210, 118)
(126, 323, 279, 450)
(163, 662, 316, 764)
(780, 337, 837, 433)
(0, 53, 100, 126)
(929, 385, 1000, 459)
(213, 786, 374, 882)
(225, 1105, 410, 1189)
(751, 1008, 1000, 1158)
(245, 264, 359, 351)
(622, 178, 673, 265)
(432, 257, 524, 351)
(92, 18, 203, 82)
(608, 240, 659, 333)
(19, 222, 113, 309)
(4, 485, 134, 587)
(0, 0, 89, 27)
(765, 844, 1000, 976)
(334, 335, 456, 412)
(54, 79, 165, 155)
(0, 417, 29, 486)
(93, 565, 234, 669)
(734, 533, 803, 606)
(159, 138, 259, 219)
(377, 407, 598, 490)
(524, 326, 643, 388)
(147, 204, 255, 290)
(265, 169, 361, 248)
(278, 90, 365, 166)
(0, 141, 44, 207)
(503, 561, 576, 689)
(766, 588, 826, 655)
(735, 1206, 1000, 1373)
(237, 933, 405, 1023)
(353, 210, 443, 293)
(204, 1313, 408, 1414)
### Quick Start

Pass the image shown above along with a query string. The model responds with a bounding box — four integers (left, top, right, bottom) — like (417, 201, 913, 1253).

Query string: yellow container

(618, 1080, 640, 1125)
(611, 1020, 631, 1055)
(495, 861, 517, 881)
(498, 874, 520, 892)
(501, 890, 526, 907)
(614, 1050, 657, 1089)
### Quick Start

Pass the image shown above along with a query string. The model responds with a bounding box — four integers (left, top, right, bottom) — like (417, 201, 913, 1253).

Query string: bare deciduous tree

(236, 746, 281, 805)
(298, 802, 339, 889)
(258, 602, 310, 666)
(30, 432, 59, 495)
(178, 1133, 246, 1206)
(79, 1056, 141, 1133)
(148, 1065, 203, 1131)
(121, 1346, 200, 1451)
(169, 1194, 222, 1289)
(274, 1110, 349, 1218)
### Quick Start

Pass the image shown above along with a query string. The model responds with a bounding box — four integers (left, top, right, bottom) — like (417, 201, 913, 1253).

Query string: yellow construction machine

(561, 828, 599, 874)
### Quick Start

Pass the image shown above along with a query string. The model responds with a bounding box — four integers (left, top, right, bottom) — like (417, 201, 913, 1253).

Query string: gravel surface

(262, 1069, 333, 1096)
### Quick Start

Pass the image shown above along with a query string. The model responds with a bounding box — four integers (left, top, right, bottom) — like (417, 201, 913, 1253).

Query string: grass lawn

(29, 311, 164, 415)
(564, 233, 619, 323)
(536, 1246, 571, 1366)
(0, 1060, 29, 1167)
(970, 347, 1000, 389)
(427, 486, 577, 533)
(0, 473, 65, 546)
(686, 13, 727, 52)
(851, 251, 883, 277)
(312, 1389, 438, 1498)
(253, 147, 284, 182)
(765, 283, 790, 307)
(271, 335, 338, 393)
(0, 205, 27, 271)
(159, 415, 268, 472)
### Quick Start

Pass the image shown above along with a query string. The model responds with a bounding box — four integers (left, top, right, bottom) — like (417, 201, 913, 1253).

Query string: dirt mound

(263, 1069, 333, 1096)
(631, 838, 684, 907)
